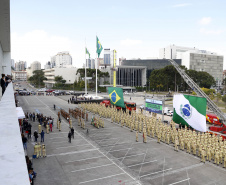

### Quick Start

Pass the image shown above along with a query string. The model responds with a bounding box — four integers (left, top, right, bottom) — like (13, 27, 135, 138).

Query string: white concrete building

(26, 67, 32, 79)
(30, 61, 41, 72)
(43, 67, 79, 88)
(0, 1, 30, 184)
(53, 51, 72, 68)
(159, 45, 198, 59)
(159, 45, 224, 84)
(12, 71, 27, 81)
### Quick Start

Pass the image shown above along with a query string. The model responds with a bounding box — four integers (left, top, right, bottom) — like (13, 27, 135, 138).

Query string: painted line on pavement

(128, 160, 157, 168)
(56, 143, 91, 149)
(65, 156, 103, 163)
(48, 148, 98, 157)
(140, 168, 172, 178)
(35, 96, 141, 184)
(71, 163, 114, 172)
(109, 147, 133, 153)
(168, 178, 190, 185)
(78, 173, 125, 184)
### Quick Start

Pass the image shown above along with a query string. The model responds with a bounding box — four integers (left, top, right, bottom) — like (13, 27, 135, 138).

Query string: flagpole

(85, 47, 87, 95)
(96, 53, 98, 97)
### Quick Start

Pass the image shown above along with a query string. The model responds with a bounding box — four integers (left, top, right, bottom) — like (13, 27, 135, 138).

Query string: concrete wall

(190, 53, 223, 81)
(55, 68, 79, 84)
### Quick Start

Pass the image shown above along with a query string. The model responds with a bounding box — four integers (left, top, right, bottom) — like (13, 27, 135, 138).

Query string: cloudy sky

(11, 0, 226, 68)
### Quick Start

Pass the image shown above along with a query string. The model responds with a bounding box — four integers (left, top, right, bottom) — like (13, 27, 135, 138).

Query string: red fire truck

(100, 100, 136, 112)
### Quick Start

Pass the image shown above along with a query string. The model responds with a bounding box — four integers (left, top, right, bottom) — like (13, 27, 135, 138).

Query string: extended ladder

(168, 59, 226, 123)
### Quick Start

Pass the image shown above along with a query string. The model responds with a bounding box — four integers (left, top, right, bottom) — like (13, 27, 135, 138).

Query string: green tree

(216, 93, 222, 106)
(28, 70, 47, 88)
(222, 94, 226, 103)
(55, 76, 66, 84)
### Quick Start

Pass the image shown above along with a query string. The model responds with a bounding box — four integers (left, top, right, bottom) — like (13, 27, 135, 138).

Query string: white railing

(0, 83, 30, 185)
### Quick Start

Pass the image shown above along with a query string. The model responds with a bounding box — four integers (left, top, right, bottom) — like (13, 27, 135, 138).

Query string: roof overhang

(0, 0, 10, 52)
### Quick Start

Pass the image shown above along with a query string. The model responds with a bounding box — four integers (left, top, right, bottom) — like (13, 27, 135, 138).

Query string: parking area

(19, 95, 226, 185)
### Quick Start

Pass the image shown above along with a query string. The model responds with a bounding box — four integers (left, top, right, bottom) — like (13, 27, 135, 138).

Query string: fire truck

(100, 100, 136, 112)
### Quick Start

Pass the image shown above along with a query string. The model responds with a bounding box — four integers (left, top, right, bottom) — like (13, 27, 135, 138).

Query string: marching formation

(81, 102, 226, 168)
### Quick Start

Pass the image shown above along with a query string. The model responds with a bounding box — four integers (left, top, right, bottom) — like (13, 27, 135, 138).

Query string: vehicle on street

(140, 105, 145, 109)
(206, 113, 222, 125)
(164, 107, 173, 116)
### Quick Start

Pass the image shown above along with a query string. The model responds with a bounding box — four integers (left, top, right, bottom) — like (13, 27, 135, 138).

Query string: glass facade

(104, 54, 110, 65)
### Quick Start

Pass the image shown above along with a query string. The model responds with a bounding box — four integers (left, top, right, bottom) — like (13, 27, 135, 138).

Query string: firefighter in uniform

(46, 124, 49, 134)
(42, 144, 46, 157)
(37, 142, 42, 158)
(174, 136, 179, 151)
(136, 131, 139, 142)
(34, 143, 38, 158)
(38, 124, 42, 134)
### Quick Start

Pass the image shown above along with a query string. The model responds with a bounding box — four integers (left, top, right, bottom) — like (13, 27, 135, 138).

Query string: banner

(145, 99, 163, 114)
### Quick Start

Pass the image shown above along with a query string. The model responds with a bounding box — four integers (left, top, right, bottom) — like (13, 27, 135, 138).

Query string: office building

(30, 61, 41, 71)
(54, 51, 72, 67)
(121, 59, 182, 80)
(160, 45, 224, 84)
(86, 58, 95, 69)
(12, 71, 27, 81)
(104, 49, 110, 65)
(117, 66, 147, 87)
(15, 61, 27, 71)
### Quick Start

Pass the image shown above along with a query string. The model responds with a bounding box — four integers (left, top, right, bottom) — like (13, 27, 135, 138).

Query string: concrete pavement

(18, 94, 226, 185)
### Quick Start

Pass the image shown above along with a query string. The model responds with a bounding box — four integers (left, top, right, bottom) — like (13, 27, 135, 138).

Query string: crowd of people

(20, 112, 55, 184)
(81, 102, 226, 168)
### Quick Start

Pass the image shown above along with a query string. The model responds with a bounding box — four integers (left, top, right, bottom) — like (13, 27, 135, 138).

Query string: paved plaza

(18, 93, 226, 185)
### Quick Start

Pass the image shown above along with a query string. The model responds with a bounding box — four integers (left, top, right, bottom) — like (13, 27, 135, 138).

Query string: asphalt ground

(18, 94, 226, 185)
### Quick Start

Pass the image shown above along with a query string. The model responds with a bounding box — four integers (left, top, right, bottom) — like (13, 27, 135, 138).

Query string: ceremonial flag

(173, 94, 207, 132)
(85, 47, 90, 58)
(96, 36, 103, 57)
(108, 87, 125, 108)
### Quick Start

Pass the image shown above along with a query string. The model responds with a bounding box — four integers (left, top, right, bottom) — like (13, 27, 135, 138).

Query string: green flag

(173, 94, 207, 132)
(96, 36, 103, 57)
(108, 87, 125, 108)
(85, 47, 90, 58)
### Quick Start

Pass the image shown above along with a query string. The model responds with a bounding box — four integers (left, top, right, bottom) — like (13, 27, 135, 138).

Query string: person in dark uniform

(1, 74, 6, 95)
(68, 131, 72, 143)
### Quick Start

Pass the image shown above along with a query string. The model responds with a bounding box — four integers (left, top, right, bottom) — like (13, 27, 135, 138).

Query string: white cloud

(200, 28, 225, 35)
(172, 3, 191, 8)
(120, 39, 142, 47)
(199, 17, 212, 25)
(11, 30, 76, 68)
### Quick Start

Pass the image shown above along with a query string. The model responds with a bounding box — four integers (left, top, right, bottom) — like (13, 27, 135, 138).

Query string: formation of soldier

(33, 142, 46, 158)
(80, 102, 226, 168)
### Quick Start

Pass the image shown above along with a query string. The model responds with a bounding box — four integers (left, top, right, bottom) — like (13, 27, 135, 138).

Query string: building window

(200, 59, 205, 63)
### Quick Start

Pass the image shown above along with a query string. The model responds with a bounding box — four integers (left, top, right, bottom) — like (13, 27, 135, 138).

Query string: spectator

(49, 122, 52, 132)
(68, 131, 71, 143)
(40, 130, 45, 142)
(71, 127, 74, 139)
(27, 123, 32, 139)
(34, 130, 38, 142)
(1, 74, 5, 95)
(22, 135, 28, 150)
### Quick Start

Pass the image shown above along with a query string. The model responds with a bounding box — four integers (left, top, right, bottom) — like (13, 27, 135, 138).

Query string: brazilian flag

(108, 87, 125, 108)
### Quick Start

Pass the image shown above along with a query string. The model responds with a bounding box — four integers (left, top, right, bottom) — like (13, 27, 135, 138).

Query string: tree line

(148, 65, 216, 92)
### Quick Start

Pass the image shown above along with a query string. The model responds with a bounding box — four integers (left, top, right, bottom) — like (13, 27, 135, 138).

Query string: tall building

(44, 61, 51, 69)
(159, 45, 198, 59)
(50, 56, 56, 68)
(30, 61, 41, 71)
(86, 58, 95, 69)
(11, 59, 15, 69)
(104, 49, 110, 65)
(53, 51, 72, 68)
(15, 61, 27, 71)
(159, 45, 224, 84)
